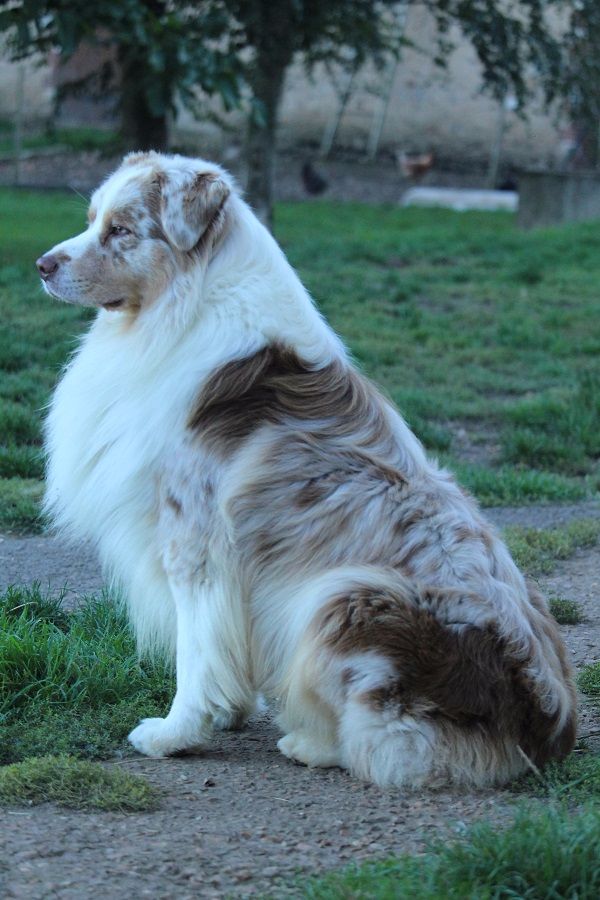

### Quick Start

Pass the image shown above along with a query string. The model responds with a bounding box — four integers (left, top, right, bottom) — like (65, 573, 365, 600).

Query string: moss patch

(0, 755, 159, 811)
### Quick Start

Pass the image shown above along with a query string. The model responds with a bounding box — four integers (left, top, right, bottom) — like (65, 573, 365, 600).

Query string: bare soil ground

(1, 501, 599, 899)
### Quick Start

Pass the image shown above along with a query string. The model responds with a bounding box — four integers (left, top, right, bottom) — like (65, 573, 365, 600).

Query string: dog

(38, 152, 576, 788)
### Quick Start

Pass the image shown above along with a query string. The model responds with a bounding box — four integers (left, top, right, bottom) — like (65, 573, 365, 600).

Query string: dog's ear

(159, 170, 230, 253)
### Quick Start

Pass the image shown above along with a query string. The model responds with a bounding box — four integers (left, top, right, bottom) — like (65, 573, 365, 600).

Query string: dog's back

(194, 343, 576, 787)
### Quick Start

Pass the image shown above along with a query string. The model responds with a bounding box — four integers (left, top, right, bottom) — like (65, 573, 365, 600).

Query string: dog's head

(36, 153, 233, 313)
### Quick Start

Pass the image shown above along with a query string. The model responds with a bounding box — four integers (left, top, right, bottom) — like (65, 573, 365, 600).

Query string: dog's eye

(109, 225, 131, 237)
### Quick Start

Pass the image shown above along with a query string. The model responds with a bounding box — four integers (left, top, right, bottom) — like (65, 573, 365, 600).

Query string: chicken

(301, 161, 328, 196)
(396, 150, 435, 181)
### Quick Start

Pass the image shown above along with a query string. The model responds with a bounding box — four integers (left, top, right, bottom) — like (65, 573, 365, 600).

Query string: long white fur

(43, 153, 573, 785)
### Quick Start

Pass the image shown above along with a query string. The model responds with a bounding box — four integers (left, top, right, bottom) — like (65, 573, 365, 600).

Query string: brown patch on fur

(320, 584, 576, 766)
(189, 344, 396, 466)
(192, 173, 230, 257)
(87, 207, 97, 224)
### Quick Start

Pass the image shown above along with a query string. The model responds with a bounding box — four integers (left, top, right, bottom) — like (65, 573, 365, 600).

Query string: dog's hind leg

(129, 575, 254, 757)
(275, 633, 343, 769)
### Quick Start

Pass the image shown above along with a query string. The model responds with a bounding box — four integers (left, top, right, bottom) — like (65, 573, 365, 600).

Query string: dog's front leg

(129, 577, 252, 757)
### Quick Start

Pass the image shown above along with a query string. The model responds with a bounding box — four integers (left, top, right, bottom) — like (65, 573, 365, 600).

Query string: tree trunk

(244, 4, 295, 230)
(120, 54, 168, 152)
(245, 64, 287, 229)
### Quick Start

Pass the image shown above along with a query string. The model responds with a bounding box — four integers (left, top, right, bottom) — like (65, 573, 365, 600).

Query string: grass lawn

(1, 189, 600, 530)
(1, 189, 599, 885)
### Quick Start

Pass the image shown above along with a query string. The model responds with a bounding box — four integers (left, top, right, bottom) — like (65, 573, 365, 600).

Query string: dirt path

(1, 501, 599, 899)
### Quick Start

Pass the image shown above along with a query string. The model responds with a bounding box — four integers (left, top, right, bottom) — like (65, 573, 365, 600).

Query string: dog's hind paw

(277, 731, 341, 769)
(128, 717, 208, 758)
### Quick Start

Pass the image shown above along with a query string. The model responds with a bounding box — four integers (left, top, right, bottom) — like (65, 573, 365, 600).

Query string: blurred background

(1, 1, 600, 227)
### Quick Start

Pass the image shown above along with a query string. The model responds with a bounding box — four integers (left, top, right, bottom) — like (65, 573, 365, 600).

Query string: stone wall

(0, 51, 54, 127)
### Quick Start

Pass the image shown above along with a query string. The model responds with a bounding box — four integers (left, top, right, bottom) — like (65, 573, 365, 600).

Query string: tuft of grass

(579, 662, 600, 699)
(302, 804, 600, 899)
(549, 596, 583, 625)
(0, 755, 158, 811)
(0, 585, 173, 763)
(504, 518, 600, 576)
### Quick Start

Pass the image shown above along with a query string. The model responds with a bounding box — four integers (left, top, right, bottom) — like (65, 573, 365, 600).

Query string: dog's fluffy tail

(283, 566, 576, 789)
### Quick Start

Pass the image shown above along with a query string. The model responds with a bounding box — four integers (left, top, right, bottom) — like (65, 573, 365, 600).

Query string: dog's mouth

(102, 299, 126, 311)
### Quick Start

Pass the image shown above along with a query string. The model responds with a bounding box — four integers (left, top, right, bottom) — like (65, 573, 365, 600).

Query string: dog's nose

(36, 254, 59, 279)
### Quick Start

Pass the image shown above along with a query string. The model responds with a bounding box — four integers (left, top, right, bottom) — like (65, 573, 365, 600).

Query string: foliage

(0, 1, 570, 112)
(0, 1, 580, 213)
(302, 804, 600, 899)
(424, 0, 562, 106)
(0, 754, 159, 811)
(0, 125, 120, 157)
(0, 0, 246, 146)
(558, 0, 600, 159)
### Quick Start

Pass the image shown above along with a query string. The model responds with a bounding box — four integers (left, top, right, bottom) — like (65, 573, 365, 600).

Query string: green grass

(503, 518, 600, 576)
(0, 188, 93, 532)
(515, 665, 600, 807)
(2, 191, 600, 530)
(519, 753, 600, 803)
(0, 125, 120, 156)
(579, 662, 600, 699)
(448, 460, 585, 506)
(503, 372, 600, 475)
(0, 754, 158, 811)
(0, 585, 173, 764)
(301, 804, 600, 899)
(549, 595, 583, 625)
(0, 477, 44, 533)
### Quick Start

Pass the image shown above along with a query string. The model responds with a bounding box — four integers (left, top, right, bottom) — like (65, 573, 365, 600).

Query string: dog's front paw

(277, 731, 341, 769)
(128, 717, 207, 758)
